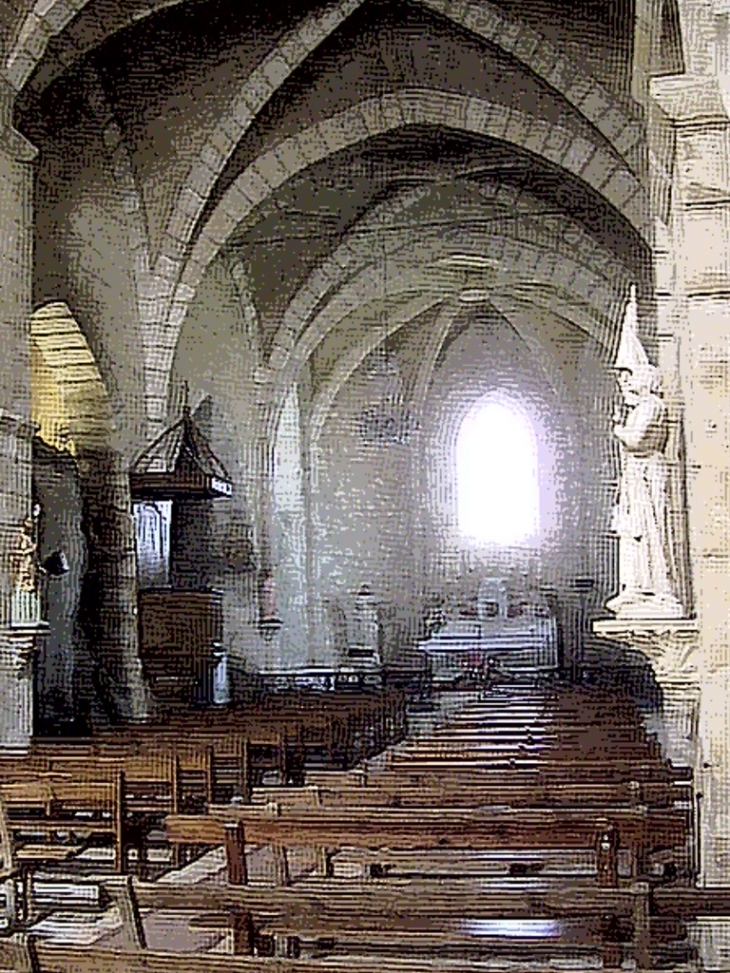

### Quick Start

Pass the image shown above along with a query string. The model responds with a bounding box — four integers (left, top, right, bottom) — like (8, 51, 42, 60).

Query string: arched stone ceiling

(256, 235, 620, 443)
(234, 160, 633, 374)
(13, 0, 654, 435)
(225, 126, 644, 355)
(193, 126, 639, 441)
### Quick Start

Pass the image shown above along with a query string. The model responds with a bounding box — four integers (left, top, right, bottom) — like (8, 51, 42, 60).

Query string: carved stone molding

(593, 618, 701, 686)
(651, 74, 729, 124)
(2, 623, 48, 679)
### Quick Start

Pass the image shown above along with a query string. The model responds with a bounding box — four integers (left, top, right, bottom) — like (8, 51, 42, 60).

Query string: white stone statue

(606, 287, 684, 620)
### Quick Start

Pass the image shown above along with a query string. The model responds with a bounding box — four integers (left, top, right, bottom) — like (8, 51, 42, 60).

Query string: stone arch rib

(153, 88, 647, 446)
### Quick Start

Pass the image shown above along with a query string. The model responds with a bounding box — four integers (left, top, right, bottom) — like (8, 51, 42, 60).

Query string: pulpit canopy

(130, 406, 232, 501)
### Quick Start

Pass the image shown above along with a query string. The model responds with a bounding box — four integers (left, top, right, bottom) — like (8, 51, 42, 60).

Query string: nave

(0, 682, 727, 973)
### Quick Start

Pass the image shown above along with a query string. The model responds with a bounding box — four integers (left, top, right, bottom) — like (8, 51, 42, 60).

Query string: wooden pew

(23, 873, 651, 967)
(0, 750, 207, 879)
(107, 689, 407, 770)
(380, 759, 683, 783)
(0, 937, 632, 973)
(29, 738, 252, 805)
(166, 803, 687, 887)
(389, 736, 663, 759)
(87, 724, 298, 786)
(312, 778, 686, 810)
(429, 725, 656, 742)
(0, 777, 122, 922)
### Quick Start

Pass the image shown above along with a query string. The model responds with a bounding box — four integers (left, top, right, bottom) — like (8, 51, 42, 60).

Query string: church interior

(1, 0, 730, 969)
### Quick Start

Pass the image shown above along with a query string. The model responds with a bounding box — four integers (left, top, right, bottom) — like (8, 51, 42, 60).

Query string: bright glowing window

(457, 399, 539, 545)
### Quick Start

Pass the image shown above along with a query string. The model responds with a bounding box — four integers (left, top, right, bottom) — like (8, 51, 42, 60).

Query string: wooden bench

(0, 750, 213, 881)
(381, 758, 684, 783)
(166, 802, 687, 887)
(0, 777, 122, 923)
(88, 724, 299, 786)
(21, 872, 651, 966)
(389, 736, 664, 759)
(111, 689, 407, 769)
(30, 737, 253, 804)
(0, 937, 632, 973)
(313, 778, 687, 810)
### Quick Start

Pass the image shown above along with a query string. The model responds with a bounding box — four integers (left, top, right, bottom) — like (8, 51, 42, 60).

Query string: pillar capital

(593, 617, 701, 687)
(651, 74, 729, 125)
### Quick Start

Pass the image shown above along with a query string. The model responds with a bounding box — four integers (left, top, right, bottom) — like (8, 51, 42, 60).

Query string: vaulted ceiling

(9, 0, 655, 438)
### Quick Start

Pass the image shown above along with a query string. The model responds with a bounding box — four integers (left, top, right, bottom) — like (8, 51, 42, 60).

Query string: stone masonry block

(513, 26, 542, 62)
(603, 170, 641, 211)
(562, 137, 596, 175)
(261, 53, 290, 89)
(494, 19, 521, 53)
(43, 0, 75, 33)
(186, 160, 217, 199)
(462, 3, 502, 39)
(296, 126, 332, 165)
(254, 152, 288, 191)
(580, 149, 616, 189)
(245, 70, 275, 111)
(579, 84, 611, 123)
(237, 166, 271, 206)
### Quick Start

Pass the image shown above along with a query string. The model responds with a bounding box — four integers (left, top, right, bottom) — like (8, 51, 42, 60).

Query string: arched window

(456, 398, 540, 545)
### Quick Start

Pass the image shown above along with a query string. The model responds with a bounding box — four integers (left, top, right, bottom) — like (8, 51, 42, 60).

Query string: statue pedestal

(0, 622, 47, 753)
(593, 618, 700, 769)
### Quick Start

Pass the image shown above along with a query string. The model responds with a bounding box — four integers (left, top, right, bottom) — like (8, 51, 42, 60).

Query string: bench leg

(231, 910, 256, 955)
(632, 882, 652, 969)
(2, 876, 17, 931)
(20, 867, 33, 925)
(272, 845, 291, 887)
(114, 832, 125, 874)
(600, 942, 623, 969)
(315, 847, 332, 878)
(274, 934, 299, 958)
(224, 822, 248, 886)
(595, 821, 619, 887)
(137, 835, 150, 881)
(110, 875, 147, 950)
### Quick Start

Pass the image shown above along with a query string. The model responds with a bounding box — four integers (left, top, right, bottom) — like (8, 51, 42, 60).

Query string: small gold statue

(9, 511, 43, 625)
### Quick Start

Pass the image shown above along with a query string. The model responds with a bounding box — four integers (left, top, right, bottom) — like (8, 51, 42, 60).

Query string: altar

(417, 579, 558, 684)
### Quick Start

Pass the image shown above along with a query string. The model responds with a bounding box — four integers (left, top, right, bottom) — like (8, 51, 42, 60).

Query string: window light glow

(457, 399, 540, 545)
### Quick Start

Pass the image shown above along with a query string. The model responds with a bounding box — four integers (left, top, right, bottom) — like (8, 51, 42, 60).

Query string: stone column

(77, 447, 149, 722)
(0, 101, 41, 752)
(651, 69, 730, 895)
(0, 415, 43, 753)
(253, 430, 281, 671)
(592, 619, 702, 884)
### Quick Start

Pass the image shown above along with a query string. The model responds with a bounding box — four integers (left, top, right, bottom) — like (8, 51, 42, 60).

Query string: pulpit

(137, 588, 223, 705)
(131, 406, 232, 707)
